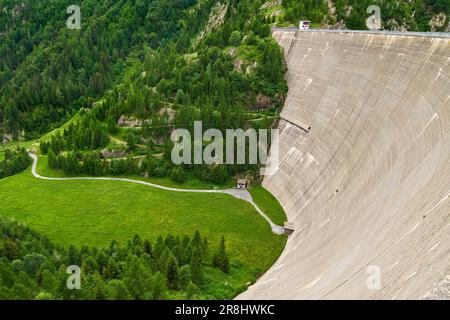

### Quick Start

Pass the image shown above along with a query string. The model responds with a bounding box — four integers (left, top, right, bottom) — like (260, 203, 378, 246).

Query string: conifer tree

(165, 253, 179, 290)
(190, 248, 203, 286)
(212, 236, 229, 273)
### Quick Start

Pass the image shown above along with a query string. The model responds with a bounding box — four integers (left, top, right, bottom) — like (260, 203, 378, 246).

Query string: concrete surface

(238, 30, 450, 299)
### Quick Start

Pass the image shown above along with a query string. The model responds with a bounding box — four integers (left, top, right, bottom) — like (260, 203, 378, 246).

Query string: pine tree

(192, 231, 203, 261)
(123, 257, 152, 300)
(143, 239, 154, 258)
(105, 279, 131, 300)
(154, 236, 165, 258)
(151, 271, 168, 300)
(40, 269, 58, 293)
(158, 248, 170, 274)
(165, 253, 179, 290)
(103, 257, 121, 280)
(170, 166, 186, 183)
(126, 132, 137, 151)
(47, 149, 57, 169)
(212, 236, 229, 273)
(190, 248, 203, 286)
(82, 256, 99, 274)
(66, 244, 81, 265)
(186, 281, 198, 300)
(178, 265, 191, 290)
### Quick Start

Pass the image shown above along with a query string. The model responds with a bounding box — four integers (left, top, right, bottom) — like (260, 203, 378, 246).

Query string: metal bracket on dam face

(279, 116, 311, 133)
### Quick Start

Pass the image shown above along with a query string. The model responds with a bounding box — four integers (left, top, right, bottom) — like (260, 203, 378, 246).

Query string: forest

(0, 0, 208, 138)
(267, 0, 449, 31)
(0, 1, 289, 301)
(0, 218, 232, 299)
(1, 0, 448, 301)
(0, 147, 31, 179)
(30, 0, 287, 186)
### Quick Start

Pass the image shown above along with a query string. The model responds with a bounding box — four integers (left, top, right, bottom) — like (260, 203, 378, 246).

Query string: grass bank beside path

(249, 186, 287, 226)
(34, 156, 288, 226)
(35, 155, 235, 190)
(0, 162, 287, 284)
(0, 152, 288, 298)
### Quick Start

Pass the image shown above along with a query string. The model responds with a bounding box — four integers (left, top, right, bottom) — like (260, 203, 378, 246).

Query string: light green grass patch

(1, 140, 38, 151)
(249, 186, 287, 226)
(40, 111, 82, 142)
(0, 166, 286, 276)
(36, 155, 235, 190)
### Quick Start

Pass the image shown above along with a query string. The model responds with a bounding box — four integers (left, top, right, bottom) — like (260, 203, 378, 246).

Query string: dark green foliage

(0, 147, 31, 178)
(5, 0, 288, 187)
(178, 265, 192, 290)
(212, 236, 229, 273)
(126, 132, 137, 151)
(0, 218, 232, 300)
(229, 31, 242, 46)
(281, 0, 449, 32)
(40, 113, 110, 153)
(190, 248, 203, 286)
(0, 0, 201, 137)
(427, 0, 450, 14)
(186, 281, 198, 299)
(170, 166, 186, 183)
(282, 0, 329, 25)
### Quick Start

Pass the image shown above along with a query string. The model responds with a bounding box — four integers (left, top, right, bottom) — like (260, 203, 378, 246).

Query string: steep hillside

(0, 0, 205, 138)
(35, 0, 287, 186)
(261, 0, 450, 31)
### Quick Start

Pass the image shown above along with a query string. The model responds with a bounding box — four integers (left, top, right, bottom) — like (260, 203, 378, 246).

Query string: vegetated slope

(261, 0, 449, 31)
(0, 166, 286, 298)
(36, 0, 288, 186)
(0, 1, 290, 300)
(0, 217, 272, 299)
(239, 30, 450, 299)
(0, 147, 31, 178)
(0, 0, 209, 138)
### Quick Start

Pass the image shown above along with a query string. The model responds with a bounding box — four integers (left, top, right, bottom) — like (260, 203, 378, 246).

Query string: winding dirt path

(29, 153, 285, 235)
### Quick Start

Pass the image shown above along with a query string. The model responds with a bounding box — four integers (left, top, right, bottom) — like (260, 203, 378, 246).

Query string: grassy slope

(1, 140, 37, 150)
(36, 155, 235, 190)
(249, 186, 287, 226)
(40, 112, 82, 142)
(0, 160, 287, 296)
(35, 156, 284, 224)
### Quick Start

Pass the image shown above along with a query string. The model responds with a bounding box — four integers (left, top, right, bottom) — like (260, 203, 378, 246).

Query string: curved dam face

(240, 30, 450, 299)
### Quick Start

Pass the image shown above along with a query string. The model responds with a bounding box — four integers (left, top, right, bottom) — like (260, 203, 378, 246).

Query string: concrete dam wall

(240, 30, 450, 299)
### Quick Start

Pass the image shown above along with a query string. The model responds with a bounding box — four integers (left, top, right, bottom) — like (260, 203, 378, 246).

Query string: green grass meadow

(0, 157, 287, 297)
(249, 186, 287, 226)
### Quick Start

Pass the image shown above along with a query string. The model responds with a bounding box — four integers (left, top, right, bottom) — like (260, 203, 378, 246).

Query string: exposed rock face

(157, 108, 176, 122)
(247, 94, 273, 110)
(429, 13, 447, 31)
(117, 116, 142, 127)
(100, 149, 126, 158)
(386, 19, 408, 31)
(245, 61, 258, 74)
(196, 2, 228, 42)
(260, 0, 281, 11)
(117, 116, 152, 127)
(239, 30, 450, 300)
(2, 133, 13, 144)
(423, 276, 450, 300)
